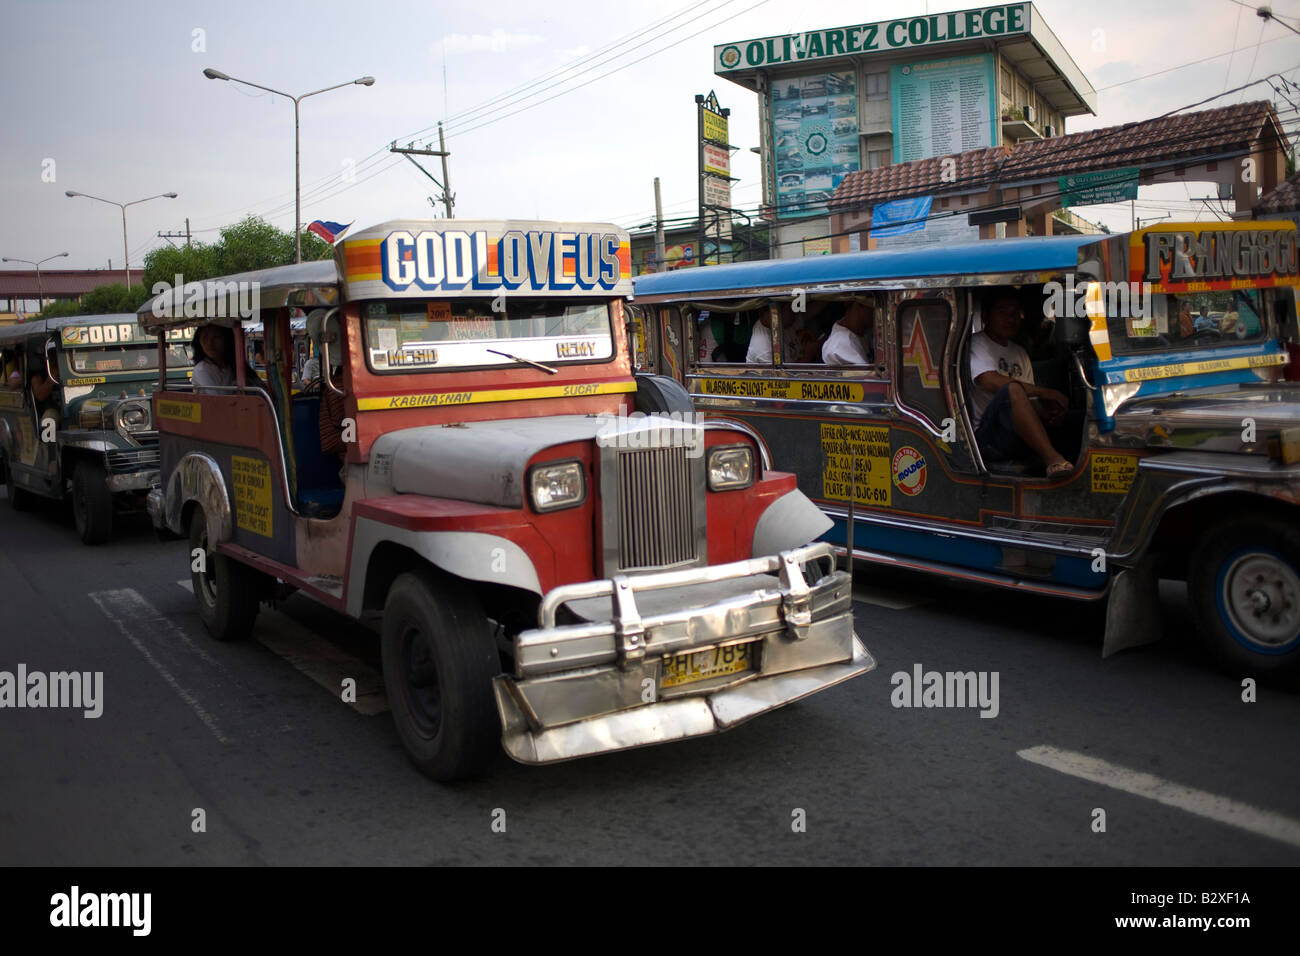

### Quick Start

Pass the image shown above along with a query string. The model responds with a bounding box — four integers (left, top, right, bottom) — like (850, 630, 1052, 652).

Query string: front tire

(381, 572, 501, 781)
(1190, 516, 1300, 677)
(73, 460, 114, 545)
(189, 507, 261, 641)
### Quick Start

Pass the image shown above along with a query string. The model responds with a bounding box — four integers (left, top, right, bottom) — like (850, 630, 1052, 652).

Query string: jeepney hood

(1112, 383, 1300, 454)
(365, 413, 697, 508)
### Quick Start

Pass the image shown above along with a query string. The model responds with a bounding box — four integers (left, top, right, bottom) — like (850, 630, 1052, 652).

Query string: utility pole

(390, 129, 454, 218)
(158, 218, 192, 248)
(653, 178, 666, 273)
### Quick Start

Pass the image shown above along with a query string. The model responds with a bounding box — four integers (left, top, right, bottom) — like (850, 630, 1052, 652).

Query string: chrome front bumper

(492, 542, 875, 764)
(146, 485, 166, 529)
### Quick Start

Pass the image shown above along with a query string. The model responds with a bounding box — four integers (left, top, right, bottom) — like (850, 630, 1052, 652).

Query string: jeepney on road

(0, 314, 193, 543)
(631, 220, 1300, 676)
(138, 220, 874, 780)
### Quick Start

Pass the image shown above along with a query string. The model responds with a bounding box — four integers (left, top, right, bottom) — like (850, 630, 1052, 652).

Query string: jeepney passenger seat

(291, 396, 345, 518)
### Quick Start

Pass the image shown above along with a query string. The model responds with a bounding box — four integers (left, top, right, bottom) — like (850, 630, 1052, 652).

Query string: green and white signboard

(891, 53, 998, 163)
(1059, 168, 1139, 207)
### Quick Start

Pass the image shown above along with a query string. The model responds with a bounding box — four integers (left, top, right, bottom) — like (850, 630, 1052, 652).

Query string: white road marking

(89, 588, 230, 744)
(852, 582, 926, 610)
(1018, 744, 1300, 850)
(177, 579, 387, 715)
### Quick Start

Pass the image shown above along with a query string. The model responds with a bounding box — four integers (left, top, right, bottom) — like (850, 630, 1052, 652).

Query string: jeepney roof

(335, 219, 634, 301)
(136, 259, 340, 331)
(631, 234, 1098, 299)
(0, 313, 138, 348)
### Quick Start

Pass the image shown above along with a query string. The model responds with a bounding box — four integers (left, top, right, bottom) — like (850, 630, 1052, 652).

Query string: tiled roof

(831, 100, 1285, 211)
(1256, 170, 1300, 214)
(0, 269, 137, 298)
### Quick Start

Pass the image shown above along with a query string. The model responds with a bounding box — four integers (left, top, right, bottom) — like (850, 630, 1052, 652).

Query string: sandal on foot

(1046, 461, 1073, 479)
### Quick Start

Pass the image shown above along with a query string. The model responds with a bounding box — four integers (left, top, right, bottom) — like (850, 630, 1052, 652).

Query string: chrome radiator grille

(614, 446, 697, 570)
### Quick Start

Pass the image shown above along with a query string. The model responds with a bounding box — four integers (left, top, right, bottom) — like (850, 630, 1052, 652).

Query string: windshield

(362, 297, 613, 372)
(1108, 288, 1269, 355)
(64, 343, 193, 375)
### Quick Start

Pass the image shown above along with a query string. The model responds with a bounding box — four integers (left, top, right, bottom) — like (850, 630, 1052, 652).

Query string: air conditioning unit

(1043, 124, 1056, 138)
(1023, 104, 1036, 124)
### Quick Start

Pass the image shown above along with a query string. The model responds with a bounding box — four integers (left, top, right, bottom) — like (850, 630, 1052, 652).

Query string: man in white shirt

(822, 301, 874, 365)
(745, 312, 773, 364)
(969, 293, 1072, 477)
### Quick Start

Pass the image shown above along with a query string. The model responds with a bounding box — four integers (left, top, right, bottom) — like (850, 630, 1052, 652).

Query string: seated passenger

(745, 311, 773, 364)
(190, 324, 261, 391)
(969, 293, 1073, 478)
(822, 301, 874, 365)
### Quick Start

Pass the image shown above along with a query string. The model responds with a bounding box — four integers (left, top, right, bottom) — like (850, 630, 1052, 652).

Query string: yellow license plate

(660, 641, 757, 689)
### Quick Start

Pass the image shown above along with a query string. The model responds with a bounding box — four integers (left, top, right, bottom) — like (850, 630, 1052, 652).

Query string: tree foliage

(42, 215, 335, 318)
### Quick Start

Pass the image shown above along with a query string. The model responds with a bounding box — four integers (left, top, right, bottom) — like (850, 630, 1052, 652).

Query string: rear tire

(381, 572, 501, 781)
(73, 460, 113, 545)
(4, 459, 32, 511)
(1189, 515, 1300, 677)
(189, 507, 261, 641)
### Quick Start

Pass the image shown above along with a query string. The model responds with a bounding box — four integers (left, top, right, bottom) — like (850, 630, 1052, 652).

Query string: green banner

(1059, 168, 1139, 207)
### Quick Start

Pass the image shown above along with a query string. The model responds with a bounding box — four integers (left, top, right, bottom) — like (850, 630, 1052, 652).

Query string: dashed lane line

(88, 589, 231, 744)
(1018, 744, 1300, 850)
(177, 580, 387, 715)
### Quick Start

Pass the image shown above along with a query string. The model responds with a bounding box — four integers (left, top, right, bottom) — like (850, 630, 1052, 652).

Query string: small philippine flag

(307, 220, 353, 244)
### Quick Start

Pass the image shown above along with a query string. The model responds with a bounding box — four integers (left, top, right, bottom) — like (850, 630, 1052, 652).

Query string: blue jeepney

(630, 221, 1300, 675)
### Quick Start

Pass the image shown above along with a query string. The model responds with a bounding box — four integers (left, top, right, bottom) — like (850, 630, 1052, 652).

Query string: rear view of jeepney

(141, 220, 873, 780)
(1077, 222, 1300, 673)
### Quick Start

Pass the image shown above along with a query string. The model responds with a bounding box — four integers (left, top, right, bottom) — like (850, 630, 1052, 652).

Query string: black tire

(380, 571, 501, 781)
(72, 460, 114, 545)
(1189, 515, 1300, 677)
(188, 507, 261, 642)
(4, 459, 33, 511)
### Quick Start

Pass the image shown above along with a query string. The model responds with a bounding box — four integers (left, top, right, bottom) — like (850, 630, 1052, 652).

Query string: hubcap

(1222, 552, 1300, 650)
(400, 625, 441, 738)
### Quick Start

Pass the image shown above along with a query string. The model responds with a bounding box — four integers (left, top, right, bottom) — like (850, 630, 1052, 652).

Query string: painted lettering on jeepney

(901, 312, 941, 388)
(556, 340, 598, 358)
(821, 423, 892, 506)
(379, 229, 630, 293)
(1090, 453, 1138, 494)
(696, 378, 865, 402)
(231, 455, 273, 538)
(356, 380, 635, 411)
(157, 399, 201, 424)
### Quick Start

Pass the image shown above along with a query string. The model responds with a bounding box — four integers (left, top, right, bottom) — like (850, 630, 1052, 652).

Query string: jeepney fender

(0, 418, 13, 456)
(752, 489, 833, 558)
(345, 516, 542, 618)
(1107, 455, 1300, 565)
(162, 452, 232, 544)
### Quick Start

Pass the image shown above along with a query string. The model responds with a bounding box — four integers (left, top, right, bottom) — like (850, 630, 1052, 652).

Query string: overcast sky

(1, 0, 1297, 273)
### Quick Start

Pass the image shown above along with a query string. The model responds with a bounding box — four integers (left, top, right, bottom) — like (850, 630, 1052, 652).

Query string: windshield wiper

(486, 349, 557, 375)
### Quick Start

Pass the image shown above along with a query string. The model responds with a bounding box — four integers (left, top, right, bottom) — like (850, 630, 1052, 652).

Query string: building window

(865, 71, 888, 101)
(1001, 65, 1013, 100)
(868, 149, 891, 170)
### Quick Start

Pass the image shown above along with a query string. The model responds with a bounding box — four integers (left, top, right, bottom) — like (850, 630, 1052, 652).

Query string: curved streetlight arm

(299, 77, 374, 103)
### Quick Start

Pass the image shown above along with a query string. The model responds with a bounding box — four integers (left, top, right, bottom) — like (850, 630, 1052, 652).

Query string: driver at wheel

(969, 293, 1074, 479)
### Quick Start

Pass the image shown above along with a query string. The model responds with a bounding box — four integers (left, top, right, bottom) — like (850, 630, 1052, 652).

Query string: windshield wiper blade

(486, 349, 557, 374)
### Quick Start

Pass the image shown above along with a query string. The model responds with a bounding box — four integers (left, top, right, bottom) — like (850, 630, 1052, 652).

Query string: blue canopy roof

(633, 235, 1097, 298)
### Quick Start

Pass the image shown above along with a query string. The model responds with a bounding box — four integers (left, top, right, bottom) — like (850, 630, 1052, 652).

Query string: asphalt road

(1, 491, 1297, 866)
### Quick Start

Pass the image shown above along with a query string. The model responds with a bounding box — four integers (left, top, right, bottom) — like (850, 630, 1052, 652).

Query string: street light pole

(203, 68, 375, 262)
(64, 191, 178, 289)
(2, 252, 69, 312)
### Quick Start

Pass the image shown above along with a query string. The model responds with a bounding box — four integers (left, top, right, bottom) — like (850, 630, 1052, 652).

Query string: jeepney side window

(688, 300, 770, 364)
(784, 295, 882, 371)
